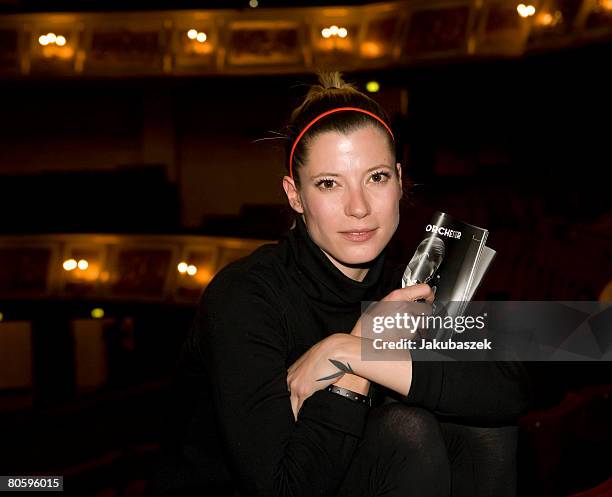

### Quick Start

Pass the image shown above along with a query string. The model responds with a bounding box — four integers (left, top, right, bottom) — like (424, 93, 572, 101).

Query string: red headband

(288, 106, 395, 179)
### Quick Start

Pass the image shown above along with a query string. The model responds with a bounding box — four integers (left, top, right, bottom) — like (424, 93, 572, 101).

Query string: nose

(344, 185, 371, 219)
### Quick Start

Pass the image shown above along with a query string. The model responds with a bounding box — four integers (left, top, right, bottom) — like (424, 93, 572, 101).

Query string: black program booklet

(402, 211, 496, 307)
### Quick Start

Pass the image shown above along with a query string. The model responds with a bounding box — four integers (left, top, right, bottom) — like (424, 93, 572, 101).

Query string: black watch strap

(326, 384, 372, 407)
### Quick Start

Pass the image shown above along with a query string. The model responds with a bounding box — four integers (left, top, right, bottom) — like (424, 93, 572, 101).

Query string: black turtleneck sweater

(150, 216, 529, 497)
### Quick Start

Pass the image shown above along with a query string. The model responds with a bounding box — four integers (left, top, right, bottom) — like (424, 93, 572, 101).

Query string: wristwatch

(326, 384, 372, 407)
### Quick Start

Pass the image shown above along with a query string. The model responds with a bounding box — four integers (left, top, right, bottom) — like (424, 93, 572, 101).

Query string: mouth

(339, 228, 378, 242)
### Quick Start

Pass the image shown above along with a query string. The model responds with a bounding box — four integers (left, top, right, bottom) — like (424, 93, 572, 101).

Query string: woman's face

(283, 125, 402, 280)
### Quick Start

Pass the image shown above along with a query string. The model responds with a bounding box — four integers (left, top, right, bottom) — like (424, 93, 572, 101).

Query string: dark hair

(284, 72, 396, 187)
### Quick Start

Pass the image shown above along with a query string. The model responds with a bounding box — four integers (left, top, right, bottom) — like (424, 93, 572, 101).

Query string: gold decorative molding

(0, 233, 271, 303)
(0, 0, 609, 77)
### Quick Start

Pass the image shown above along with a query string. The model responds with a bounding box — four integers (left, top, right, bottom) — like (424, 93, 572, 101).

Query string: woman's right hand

(351, 283, 435, 339)
(287, 333, 357, 421)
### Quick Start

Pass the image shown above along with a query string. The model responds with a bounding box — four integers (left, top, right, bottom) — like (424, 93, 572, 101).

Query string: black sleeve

(194, 270, 370, 497)
(377, 263, 530, 426)
(403, 361, 531, 426)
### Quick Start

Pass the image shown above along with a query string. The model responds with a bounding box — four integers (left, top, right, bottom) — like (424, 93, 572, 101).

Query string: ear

(282, 175, 304, 214)
(395, 162, 403, 190)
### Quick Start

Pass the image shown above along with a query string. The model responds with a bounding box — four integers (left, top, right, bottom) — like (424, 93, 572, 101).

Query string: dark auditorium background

(0, 0, 610, 496)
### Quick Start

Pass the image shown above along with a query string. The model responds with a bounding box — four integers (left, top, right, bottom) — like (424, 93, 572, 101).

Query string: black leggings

(335, 401, 518, 497)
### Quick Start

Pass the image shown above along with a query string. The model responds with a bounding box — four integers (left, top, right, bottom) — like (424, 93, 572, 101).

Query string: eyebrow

(310, 164, 393, 180)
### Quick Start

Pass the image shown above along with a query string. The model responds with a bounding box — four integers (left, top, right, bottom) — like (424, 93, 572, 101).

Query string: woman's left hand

(287, 333, 354, 421)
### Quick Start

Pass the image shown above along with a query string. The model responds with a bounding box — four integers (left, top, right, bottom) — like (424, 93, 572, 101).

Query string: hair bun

(317, 71, 355, 91)
(289, 71, 357, 122)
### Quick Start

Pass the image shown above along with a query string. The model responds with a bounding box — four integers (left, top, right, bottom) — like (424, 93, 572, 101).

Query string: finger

(290, 392, 299, 422)
(423, 284, 436, 304)
(393, 284, 435, 303)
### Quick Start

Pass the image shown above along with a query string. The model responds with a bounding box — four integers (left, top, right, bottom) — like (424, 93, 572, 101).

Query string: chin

(334, 242, 384, 266)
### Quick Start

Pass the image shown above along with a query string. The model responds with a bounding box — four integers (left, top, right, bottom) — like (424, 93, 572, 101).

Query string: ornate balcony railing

(0, 0, 610, 78)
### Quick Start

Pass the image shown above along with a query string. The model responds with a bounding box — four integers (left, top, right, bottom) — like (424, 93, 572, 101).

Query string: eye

(370, 170, 391, 183)
(315, 178, 337, 190)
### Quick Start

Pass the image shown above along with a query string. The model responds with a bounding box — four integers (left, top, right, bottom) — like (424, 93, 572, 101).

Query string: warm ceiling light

(187, 29, 198, 39)
(196, 32, 207, 43)
(77, 259, 89, 270)
(338, 27, 348, 38)
(517, 4, 536, 17)
(249, 0, 259, 7)
(38, 35, 49, 46)
(187, 264, 198, 276)
(178, 262, 188, 273)
(56, 35, 66, 46)
(538, 12, 553, 25)
(538, 10, 563, 26)
(361, 41, 382, 57)
(321, 28, 331, 38)
(329, 25, 339, 36)
(63, 259, 77, 271)
(46, 32, 57, 43)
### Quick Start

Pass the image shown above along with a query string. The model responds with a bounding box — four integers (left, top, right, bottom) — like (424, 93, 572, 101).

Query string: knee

(464, 425, 518, 471)
(367, 403, 448, 461)
(364, 403, 451, 495)
(371, 403, 441, 437)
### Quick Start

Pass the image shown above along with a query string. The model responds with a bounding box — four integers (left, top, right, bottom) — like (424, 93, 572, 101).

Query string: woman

(148, 72, 529, 497)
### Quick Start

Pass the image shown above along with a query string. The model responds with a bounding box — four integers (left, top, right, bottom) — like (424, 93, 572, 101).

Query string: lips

(339, 228, 378, 242)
